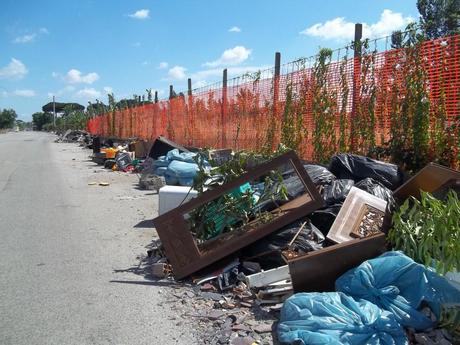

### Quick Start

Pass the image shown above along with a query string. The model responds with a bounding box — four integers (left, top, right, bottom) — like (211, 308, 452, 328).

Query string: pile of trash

(55, 129, 91, 144)
(78, 134, 460, 344)
(145, 140, 460, 344)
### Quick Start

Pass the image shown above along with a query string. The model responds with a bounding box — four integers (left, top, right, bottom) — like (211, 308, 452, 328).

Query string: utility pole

(52, 95, 56, 127)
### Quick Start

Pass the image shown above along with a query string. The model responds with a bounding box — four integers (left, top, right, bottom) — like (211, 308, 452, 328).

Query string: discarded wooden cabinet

(394, 163, 460, 200)
(153, 151, 324, 279)
(284, 234, 387, 292)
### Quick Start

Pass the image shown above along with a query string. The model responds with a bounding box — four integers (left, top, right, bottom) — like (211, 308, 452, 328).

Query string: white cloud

(191, 65, 271, 82)
(300, 9, 414, 41)
(13, 27, 49, 44)
(75, 87, 101, 99)
(158, 61, 168, 69)
(0, 89, 36, 97)
(204, 46, 252, 67)
(13, 89, 35, 97)
(64, 69, 99, 84)
(14, 34, 37, 44)
(168, 66, 187, 80)
(129, 9, 150, 20)
(0, 58, 28, 80)
(103, 86, 113, 94)
(193, 80, 208, 88)
(228, 26, 241, 33)
(47, 86, 76, 98)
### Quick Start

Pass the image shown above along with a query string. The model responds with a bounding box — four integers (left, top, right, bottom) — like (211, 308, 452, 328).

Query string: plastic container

(158, 185, 199, 215)
(101, 147, 118, 159)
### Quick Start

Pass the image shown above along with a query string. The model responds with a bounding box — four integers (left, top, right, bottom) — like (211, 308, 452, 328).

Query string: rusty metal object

(284, 234, 387, 292)
(153, 151, 324, 280)
(394, 163, 460, 200)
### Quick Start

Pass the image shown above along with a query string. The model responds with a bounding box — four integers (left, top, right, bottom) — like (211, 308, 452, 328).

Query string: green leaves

(388, 190, 460, 274)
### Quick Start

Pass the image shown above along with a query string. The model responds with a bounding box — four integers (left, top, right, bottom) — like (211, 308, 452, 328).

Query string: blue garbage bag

(153, 156, 170, 167)
(278, 292, 407, 345)
(154, 166, 167, 176)
(336, 251, 460, 331)
(167, 160, 199, 178)
(164, 170, 178, 185)
(166, 149, 197, 163)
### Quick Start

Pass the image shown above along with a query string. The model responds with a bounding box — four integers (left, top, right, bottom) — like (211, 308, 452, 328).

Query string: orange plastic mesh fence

(87, 34, 460, 166)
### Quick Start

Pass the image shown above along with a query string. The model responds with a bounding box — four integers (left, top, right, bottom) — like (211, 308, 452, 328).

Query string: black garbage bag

(241, 219, 325, 269)
(329, 154, 403, 190)
(355, 177, 396, 212)
(303, 164, 336, 186)
(283, 175, 306, 200)
(282, 164, 335, 187)
(322, 179, 354, 205)
(308, 204, 343, 236)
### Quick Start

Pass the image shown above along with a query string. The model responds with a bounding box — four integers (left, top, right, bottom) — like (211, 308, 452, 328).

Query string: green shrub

(388, 190, 460, 274)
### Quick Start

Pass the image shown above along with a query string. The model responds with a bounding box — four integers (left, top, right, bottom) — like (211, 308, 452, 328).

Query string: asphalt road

(0, 132, 195, 345)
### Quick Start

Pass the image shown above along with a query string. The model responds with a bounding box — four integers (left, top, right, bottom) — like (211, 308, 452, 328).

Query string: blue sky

(1, 0, 418, 121)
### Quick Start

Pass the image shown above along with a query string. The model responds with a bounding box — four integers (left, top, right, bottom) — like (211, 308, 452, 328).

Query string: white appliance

(158, 185, 199, 216)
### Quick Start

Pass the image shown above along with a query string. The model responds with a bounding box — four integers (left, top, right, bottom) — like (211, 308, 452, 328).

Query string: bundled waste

(55, 129, 91, 144)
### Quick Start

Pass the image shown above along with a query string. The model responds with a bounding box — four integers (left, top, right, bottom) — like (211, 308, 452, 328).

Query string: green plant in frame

(388, 190, 460, 275)
(189, 150, 289, 242)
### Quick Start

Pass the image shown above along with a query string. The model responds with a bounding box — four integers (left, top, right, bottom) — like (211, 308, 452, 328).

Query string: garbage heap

(55, 129, 92, 144)
(89, 135, 460, 345)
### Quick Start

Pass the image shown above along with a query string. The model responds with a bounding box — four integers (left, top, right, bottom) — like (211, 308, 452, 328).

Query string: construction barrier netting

(87, 34, 460, 167)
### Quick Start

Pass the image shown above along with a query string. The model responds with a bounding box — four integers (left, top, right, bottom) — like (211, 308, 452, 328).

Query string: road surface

(0, 131, 195, 345)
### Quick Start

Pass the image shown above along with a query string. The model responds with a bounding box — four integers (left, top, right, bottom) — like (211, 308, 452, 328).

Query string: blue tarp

(336, 251, 460, 330)
(278, 292, 407, 345)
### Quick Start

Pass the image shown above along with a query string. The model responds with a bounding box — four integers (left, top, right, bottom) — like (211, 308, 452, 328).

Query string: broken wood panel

(153, 151, 324, 279)
(393, 163, 460, 200)
(286, 234, 387, 292)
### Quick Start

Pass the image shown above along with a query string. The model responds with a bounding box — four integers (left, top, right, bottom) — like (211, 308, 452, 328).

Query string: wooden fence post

(187, 78, 193, 145)
(187, 78, 192, 96)
(273, 52, 281, 150)
(221, 69, 228, 148)
(351, 23, 362, 151)
(154, 91, 158, 103)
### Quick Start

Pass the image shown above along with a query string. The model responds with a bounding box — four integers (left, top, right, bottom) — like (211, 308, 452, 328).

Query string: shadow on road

(133, 219, 155, 228)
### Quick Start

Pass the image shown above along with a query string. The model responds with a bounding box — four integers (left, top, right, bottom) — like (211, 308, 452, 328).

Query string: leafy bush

(388, 190, 460, 274)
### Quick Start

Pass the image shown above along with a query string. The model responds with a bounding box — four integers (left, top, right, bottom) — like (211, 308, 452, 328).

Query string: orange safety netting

(87, 34, 460, 166)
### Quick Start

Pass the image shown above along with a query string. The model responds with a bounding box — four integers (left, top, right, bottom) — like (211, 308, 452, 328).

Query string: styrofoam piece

(327, 187, 387, 244)
(158, 185, 199, 216)
(245, 265, 291, 288)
